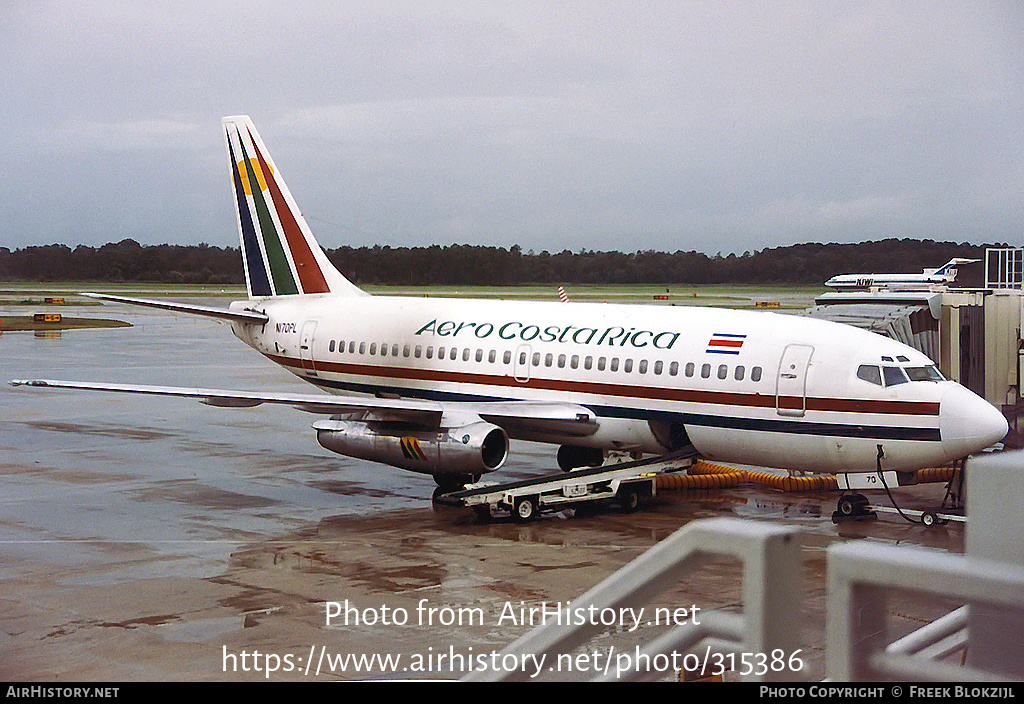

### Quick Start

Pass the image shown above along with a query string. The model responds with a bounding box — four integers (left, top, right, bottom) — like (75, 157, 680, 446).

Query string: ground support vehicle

(438, 451, 695, 521)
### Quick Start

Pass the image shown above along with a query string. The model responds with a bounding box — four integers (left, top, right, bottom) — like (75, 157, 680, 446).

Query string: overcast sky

(2, 1, 1021, 256)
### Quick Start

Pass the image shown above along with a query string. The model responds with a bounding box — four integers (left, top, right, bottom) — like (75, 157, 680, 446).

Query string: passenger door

(300, 321, 318, 377)
(776, 344, 813, 417)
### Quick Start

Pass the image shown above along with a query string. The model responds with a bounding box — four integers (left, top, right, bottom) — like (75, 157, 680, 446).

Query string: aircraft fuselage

(228, 294, 1004, 476)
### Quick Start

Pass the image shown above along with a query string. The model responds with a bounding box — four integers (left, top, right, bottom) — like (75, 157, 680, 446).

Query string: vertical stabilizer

(223, 115, 365, 298)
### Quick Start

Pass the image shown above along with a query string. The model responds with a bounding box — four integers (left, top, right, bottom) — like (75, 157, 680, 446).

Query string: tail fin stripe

(237, 137, 299, 295)
(227, 137, 273, 297)
(248, 129, 330, 294)
(222, 115, 368, 300)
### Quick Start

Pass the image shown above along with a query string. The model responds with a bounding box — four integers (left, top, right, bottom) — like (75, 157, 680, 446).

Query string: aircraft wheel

(432, 473, 478, 501)
(618, 487, 640, 513)
(838, 493, 869, 516)
(922, 511, 941, 527)
(514, 496, 539, 523)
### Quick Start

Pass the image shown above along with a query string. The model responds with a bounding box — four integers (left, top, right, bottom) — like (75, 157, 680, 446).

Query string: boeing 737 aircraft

(10, 117, 1008, 503)
(825, 258, 980, 290)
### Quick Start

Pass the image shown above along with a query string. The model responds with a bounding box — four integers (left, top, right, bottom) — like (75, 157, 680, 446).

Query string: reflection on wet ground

(0, 300, 967, 680)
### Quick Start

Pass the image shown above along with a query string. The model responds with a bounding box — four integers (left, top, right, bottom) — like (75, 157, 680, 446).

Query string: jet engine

(313, 419, 509, 476)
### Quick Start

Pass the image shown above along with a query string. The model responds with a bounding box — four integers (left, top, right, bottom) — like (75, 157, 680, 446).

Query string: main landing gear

(432, 473, 480, 501)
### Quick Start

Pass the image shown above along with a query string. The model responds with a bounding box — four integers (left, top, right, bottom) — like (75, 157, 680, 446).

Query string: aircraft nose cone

(940, 384, 1008, 460)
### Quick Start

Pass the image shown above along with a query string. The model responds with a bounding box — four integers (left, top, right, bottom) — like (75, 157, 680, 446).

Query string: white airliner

(10, 116, 1008, 500)
(824, 258, 980, 290)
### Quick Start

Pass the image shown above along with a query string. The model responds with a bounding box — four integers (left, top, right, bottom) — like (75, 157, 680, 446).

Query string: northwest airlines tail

(223, 115, 365, 299)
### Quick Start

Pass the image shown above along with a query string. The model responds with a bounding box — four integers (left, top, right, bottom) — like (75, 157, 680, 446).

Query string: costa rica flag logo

(706, 333, 746, 355)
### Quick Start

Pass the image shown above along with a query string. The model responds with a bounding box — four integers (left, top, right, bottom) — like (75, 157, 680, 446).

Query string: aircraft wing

(8, 379, 599, 437)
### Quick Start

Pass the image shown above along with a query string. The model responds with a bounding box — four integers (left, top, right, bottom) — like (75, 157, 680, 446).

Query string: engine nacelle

(313, 419, 509, 476)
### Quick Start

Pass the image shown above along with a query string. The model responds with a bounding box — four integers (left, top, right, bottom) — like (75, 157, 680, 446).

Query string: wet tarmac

(1, 297, 969, 681)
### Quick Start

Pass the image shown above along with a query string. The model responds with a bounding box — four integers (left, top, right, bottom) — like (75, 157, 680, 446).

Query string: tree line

(0, 238, 1005, 287)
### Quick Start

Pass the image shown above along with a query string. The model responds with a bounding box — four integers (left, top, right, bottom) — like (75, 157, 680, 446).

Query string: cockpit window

(860, 362, 945, 387)
(857, 365, 882, 386)
(883, 366, 909, 386)
(906, 365, 945, 382)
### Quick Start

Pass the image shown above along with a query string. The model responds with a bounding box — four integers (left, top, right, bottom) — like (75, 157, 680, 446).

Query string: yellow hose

(656, 461, 957, 493)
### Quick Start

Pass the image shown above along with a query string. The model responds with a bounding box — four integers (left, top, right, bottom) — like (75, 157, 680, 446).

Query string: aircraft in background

(10, 117, 1007, 503)
(824, 258, 980, 290)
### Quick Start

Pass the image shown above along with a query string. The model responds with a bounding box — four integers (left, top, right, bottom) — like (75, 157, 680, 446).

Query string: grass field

(0, 282, 827, 309)
(0, 315, 131, 332)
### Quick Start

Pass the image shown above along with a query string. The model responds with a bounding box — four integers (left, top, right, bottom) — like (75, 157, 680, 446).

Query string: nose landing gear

(833, 492, 876, 522)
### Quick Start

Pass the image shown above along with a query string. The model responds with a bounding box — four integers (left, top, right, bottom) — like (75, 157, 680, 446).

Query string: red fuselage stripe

(265, 353, 941, 417)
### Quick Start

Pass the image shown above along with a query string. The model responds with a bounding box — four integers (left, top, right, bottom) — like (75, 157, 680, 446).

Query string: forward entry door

(776, 344, 813, 417)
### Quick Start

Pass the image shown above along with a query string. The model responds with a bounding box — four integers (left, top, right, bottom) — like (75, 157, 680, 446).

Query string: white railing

(463, 517, 805, 682)
(827, 541, 1024, 681)
(464, 515, 1024, 682)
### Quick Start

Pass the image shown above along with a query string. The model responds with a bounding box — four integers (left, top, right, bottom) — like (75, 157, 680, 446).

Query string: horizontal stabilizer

(81, 292, 269, 324)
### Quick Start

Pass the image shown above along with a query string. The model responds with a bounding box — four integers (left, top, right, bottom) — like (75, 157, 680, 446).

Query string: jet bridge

(807, 261, 1024, 435)
(806, 291, 942, 361)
